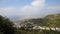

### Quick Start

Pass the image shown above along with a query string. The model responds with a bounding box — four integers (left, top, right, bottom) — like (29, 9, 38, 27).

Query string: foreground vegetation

(0, 14, 60, 34)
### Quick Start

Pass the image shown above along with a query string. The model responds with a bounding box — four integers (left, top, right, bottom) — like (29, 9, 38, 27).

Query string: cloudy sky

(0, 0, 60, 19)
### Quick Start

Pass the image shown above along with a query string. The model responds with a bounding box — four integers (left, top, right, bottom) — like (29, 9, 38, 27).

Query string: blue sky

(0, 0, 60, 7)
(0, 0, 33, 8)
(0, 0, 60, 19)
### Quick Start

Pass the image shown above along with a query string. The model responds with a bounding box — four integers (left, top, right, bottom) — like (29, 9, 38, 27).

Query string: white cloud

(46, 6, 60, 10)
(44, 6, 60, 14)
(20, 5, 38, 15)
(3, 7, 16, 12)
(31, 0, 45, 7)
(19, 0, 60, 17)
(0, 7, 17, 16)
(19, 0, 45, 16)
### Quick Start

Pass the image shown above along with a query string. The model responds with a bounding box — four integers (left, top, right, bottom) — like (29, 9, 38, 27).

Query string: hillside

(30, 14, 60, 27)
(14, 14, 60, 28)
(45, 14, 60, 20)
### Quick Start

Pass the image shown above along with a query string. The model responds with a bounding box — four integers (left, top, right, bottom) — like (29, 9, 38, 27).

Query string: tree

(0, 15, 15, 34)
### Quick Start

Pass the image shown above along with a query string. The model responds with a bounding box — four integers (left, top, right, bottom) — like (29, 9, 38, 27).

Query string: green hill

(27, 14, 60, 27)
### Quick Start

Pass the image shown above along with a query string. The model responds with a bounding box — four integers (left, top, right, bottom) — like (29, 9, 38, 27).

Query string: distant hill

(45, 14, 60, 20)
(14, 14, 60, 28)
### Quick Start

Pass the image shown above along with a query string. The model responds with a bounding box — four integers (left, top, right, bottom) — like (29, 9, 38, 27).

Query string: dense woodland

(0, 14, 60, 34)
